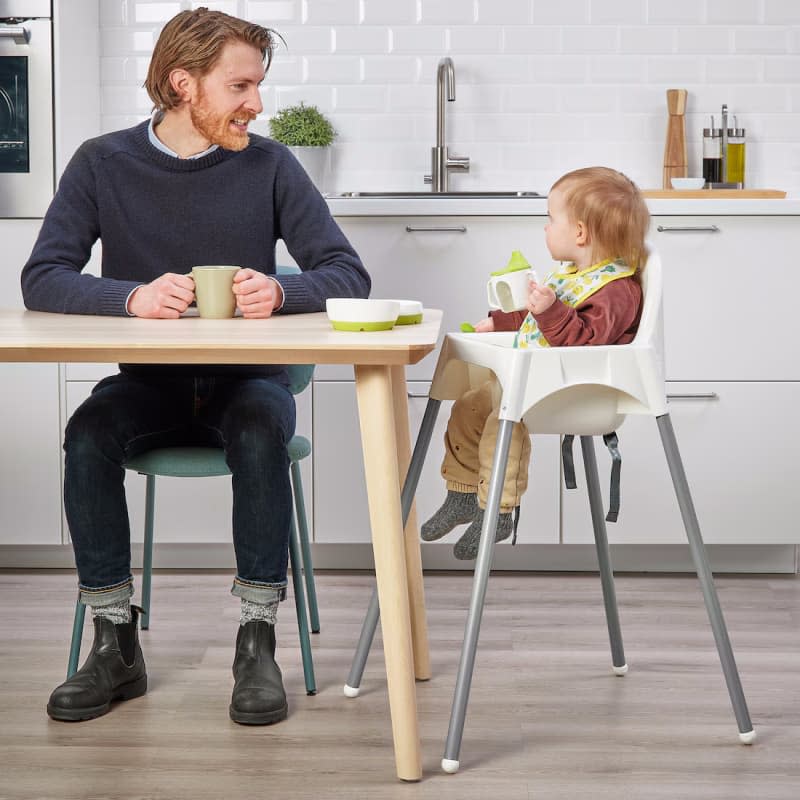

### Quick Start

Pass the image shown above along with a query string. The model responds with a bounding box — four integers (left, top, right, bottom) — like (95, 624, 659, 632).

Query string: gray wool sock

(453, 507, 515, 561)
(91, 600, 131, 626)
(240, 598, 278, 626)
(420, 490, 479, 541)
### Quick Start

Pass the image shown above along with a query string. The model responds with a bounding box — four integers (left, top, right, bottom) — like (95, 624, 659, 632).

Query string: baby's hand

(473, 316, 495, 333)
(527, 281, 556, 315)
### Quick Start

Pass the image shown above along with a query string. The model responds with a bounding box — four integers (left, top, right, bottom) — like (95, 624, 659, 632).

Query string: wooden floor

(1, 568, 799, 799)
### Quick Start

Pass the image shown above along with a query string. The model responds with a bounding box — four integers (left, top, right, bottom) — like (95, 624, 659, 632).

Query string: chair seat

(124, 436, 312, 478)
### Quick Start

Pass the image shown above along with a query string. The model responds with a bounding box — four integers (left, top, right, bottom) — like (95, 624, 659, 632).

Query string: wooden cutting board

(644, 189, 786, 199)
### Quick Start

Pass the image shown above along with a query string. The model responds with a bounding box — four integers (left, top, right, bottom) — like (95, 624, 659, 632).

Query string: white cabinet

(312, 381, 560, 545)
(0, 220, 63, 544)
(62, 378, 313, 545)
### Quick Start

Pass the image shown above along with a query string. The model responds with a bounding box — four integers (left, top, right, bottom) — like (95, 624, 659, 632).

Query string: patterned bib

(514, 259, 635, 349)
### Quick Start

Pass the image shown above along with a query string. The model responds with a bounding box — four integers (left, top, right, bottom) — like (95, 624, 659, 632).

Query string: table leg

(390, 365, 430, 681)
(354, 364, 422, 782)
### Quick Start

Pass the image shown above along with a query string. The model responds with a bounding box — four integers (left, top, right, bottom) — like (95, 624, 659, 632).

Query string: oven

(0, 0, 53, 218)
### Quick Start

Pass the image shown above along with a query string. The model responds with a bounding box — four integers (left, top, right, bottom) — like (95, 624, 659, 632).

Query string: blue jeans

(63, 371, 296, 607)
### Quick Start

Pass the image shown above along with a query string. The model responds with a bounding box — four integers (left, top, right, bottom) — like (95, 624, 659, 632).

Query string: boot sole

(229, 702, 288, 725)
(47, 674, 148, 722)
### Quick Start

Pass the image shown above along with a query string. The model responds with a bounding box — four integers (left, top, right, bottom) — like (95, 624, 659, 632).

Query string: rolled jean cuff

(231, 576, 287, 605)
(79, 578, 134, 608)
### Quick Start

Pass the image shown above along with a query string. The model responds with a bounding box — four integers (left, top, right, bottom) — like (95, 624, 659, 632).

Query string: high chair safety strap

(561, 434, 577, 489)
(602, 432, 621, 523)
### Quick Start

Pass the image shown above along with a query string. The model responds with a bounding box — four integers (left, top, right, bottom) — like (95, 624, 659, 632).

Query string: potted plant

(269, 102, 336, 192)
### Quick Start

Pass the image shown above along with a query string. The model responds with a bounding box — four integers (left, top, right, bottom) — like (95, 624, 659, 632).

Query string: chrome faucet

(424, 57, 470, 192)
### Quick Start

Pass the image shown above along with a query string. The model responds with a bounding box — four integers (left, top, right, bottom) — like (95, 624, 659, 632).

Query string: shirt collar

(148, 110, 219, 160)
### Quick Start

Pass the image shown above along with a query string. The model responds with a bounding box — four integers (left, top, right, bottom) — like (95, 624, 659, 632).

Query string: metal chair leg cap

(343, 684, 360, 698)
(612, 663, 628, 676)
(441, 758, 459, 774)
(739, 729, 756, 745)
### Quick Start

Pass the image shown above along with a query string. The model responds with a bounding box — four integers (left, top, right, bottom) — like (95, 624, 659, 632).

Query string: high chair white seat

(342, 249, 754, 772)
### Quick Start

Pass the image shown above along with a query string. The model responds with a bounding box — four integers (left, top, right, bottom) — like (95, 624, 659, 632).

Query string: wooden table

(0, 308, 442, 781)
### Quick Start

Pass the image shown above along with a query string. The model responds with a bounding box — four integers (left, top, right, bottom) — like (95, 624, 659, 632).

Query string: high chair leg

(344, 398, 441, 698)
(580, 435, 627, 674)
(441, 418, 515, 774)
(657, 413, 755, 744)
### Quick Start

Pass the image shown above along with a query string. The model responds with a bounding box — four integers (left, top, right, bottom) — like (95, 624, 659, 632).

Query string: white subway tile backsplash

(97, 0, 800, 192)
(675, 26, 731, 54)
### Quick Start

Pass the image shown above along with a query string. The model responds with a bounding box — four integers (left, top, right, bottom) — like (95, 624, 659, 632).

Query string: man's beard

(190, 91, 254, 152)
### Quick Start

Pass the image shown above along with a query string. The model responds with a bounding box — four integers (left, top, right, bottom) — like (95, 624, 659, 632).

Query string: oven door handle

(0, 27, 31, 44)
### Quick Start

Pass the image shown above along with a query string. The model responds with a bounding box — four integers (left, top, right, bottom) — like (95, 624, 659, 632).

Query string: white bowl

(670, 177, 706, 190)
(386, 299, 423, 325)
(326, 298, 400, 331)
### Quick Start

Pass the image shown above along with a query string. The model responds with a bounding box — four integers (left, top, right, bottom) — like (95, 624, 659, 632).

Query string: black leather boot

(47, 605, 147, 721)
(229, 621, 288, 725)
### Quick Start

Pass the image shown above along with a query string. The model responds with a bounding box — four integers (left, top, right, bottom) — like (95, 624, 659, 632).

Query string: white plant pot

(288, 146, 331, 193)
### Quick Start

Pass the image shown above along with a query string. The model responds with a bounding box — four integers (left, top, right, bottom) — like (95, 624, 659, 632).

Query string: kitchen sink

(329, 190, 545, 199)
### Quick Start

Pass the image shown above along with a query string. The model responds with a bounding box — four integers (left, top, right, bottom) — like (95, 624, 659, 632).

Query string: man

(22, 8, 369, 725)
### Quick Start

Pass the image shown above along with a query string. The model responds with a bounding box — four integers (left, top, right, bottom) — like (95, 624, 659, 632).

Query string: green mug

(191, 265, 241, 319)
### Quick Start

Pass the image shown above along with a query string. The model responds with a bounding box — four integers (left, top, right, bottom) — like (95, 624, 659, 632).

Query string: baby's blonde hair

(550, 167, 650, 271)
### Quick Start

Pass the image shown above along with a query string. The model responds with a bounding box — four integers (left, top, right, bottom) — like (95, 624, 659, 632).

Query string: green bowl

(330, 320, 396, 332)
(396, 312, 423, 325)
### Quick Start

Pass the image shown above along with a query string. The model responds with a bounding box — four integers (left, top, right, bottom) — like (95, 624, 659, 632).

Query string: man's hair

(551, 167, 650, 271)
(144, 8, 279, 111)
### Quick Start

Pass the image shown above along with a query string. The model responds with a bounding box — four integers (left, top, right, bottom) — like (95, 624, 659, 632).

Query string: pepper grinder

(662, 89, 688, 189)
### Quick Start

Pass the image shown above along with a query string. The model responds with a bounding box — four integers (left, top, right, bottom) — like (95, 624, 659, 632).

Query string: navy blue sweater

(21, 121, 370, 378)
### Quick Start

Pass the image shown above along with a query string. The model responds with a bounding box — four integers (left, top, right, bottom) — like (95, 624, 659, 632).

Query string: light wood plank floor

(0, 569, 798, 799)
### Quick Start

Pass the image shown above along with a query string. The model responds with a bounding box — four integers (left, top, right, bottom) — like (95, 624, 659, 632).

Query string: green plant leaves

(268, 102, 336, 147)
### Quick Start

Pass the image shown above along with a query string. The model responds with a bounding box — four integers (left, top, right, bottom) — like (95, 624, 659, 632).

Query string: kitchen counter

(326, 195, 800, 217)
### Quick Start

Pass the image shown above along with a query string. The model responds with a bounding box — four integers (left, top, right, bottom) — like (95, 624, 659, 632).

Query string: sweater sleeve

(534, 278, 642, 346)
(488, 308, 528, 331)
(20, 144, 141, 315)
(269, 147, 370, 314)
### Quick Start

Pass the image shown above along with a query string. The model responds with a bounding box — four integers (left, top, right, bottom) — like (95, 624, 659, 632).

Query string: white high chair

(342, 248, 755, 772)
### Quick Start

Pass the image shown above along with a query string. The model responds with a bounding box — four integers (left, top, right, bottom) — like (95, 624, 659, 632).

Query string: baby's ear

(575, 220, 589, 245)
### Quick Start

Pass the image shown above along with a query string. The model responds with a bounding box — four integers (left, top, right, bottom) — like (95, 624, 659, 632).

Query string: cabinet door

(562, 381, 800, 544)
(312, 380, 560, 544)
(326, 216, 550, 381)
(653, 216, 798, 380)
(63, 380, 313, 545)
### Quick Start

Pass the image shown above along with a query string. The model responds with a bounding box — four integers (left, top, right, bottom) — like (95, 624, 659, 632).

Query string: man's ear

(169, 68, 196, 104)
(575, 220, 589, 246)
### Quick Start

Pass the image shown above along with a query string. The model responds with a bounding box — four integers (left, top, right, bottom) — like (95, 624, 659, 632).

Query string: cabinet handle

(405, 225, 467, 233)
(666, 392, 719, 401)
(656, 225, 720, 233)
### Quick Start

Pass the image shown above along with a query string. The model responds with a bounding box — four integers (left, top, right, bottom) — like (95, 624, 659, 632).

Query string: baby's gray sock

(453, 507, 515, 560)
(240, 598, 278, 626)
(420, 490, 479, 541)
(91, 600, 131, 625)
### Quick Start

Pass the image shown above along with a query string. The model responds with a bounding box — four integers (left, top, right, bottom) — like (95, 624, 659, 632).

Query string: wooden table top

(0, 309, 442, 367)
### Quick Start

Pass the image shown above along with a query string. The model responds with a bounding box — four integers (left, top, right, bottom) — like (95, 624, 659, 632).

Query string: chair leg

(67, 595, 86, 678)
(140, 474, 156, 631)
(288, 511, 317, 695)
(290, 460, 320, 634)
(579, 435, 627, 674)
(442, 419, 515, 774)
(656, 413, 755, 743)
(344, 398, 442, 697)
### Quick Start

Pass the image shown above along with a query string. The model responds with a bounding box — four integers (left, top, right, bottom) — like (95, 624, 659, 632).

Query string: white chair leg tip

(343, 684, 360, 698)
(739, 729, 756, 745)
(441, 758, 460, 774)
(612, 663, 628, 676)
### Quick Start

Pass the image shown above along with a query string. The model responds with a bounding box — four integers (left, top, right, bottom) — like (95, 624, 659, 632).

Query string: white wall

(92, 0, 800, 193)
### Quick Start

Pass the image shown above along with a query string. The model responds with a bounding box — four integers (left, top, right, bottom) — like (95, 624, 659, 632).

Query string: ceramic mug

(191, 265, 240, 318)
(486, 268, 538, 313)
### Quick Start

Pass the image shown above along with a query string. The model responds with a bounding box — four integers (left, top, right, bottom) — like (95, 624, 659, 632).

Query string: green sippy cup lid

(490, 250, 532, 276)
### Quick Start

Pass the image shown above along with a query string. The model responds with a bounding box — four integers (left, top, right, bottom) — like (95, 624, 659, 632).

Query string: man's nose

(246, 87, 263, 115)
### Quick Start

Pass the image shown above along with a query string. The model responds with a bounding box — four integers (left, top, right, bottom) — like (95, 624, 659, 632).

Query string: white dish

(385, 299, 423, 325)
(670, 177, 706, 190)
(326, 298, 400, 331)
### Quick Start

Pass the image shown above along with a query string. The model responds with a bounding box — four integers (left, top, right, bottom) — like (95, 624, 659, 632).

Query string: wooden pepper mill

(662, 88, 688, 189)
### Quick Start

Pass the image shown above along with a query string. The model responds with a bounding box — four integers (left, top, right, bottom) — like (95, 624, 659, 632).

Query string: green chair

(67, 267, 320, 695)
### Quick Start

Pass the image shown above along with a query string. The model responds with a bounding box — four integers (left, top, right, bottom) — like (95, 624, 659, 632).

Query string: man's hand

(232, 269, 283, 319)
(128, 273, 195, 318)
(526, 281, 557, 315)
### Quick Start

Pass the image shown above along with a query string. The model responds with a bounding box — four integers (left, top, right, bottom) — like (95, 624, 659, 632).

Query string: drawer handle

(656, 225, 720, 233)
(405, 225, 467, 233)
(666, 392, 719, 401)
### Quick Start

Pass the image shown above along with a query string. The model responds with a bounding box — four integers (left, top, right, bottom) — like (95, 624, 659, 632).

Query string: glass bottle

(702, 125, 722, 185)
(726, 125, 746, 187)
